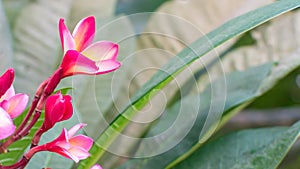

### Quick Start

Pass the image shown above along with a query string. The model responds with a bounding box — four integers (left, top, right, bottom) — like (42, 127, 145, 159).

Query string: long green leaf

(174, 121, 300, 169)
(78, 0, 300, 168)
(117, 63, 272, 169)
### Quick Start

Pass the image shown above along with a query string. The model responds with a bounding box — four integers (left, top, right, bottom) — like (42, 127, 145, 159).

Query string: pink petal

(61, 50, 99, 77)
(69, 135, 93, 150)
(2, 93, 28, 118)
(47, 99, 65, 126)
(47, 146, 78, 162)
(0, 68, 14, 98)
(82, 41, 118, 61)
(45, 93, 62, 117)
(91, 164, 103, 169)
(68, 146, 90, 162)
(68, 123, 86, 137)
(51, 128, 69, 144)
(72, 16, 95, 52)
(0, 85, 15, 102)
(0, 107, 16, 140)
(59, 18, 75, 53)
(60, 95, 73, 121)
(96, 60, 121, 75)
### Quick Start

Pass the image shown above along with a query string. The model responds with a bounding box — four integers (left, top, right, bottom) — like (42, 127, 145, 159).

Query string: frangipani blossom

(0, 69, 28, 140)
(59, 16, 120, 77)
(42, 92, 73, 131)
(42, 123, 93, 163)
(0, 86, 29, 119)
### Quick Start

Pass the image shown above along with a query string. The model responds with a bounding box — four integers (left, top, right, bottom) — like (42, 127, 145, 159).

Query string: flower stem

(0, 145, 43, 169)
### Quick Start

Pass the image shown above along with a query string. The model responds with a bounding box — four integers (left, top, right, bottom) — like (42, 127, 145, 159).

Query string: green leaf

(117, 63, 272, 169)
(173, 121, 300, 169)
(78, 0, 300, 168)
(0, 0, 13, 70)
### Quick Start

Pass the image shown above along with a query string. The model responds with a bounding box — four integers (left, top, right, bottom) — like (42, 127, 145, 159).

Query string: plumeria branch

(0, 15, 120, 168)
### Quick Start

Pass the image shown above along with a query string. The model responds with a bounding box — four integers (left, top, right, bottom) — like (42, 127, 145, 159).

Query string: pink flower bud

(58, 16, 120, 77)
(42, 92, 73, 131)
(42, 123, 93, 163)
(0, 68, 14, 98)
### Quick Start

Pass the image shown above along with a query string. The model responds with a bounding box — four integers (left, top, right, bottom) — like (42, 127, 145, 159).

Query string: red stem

(15, 80, 48, 134)
(0, 157, 28, 169)
(0, 145, 43, 169)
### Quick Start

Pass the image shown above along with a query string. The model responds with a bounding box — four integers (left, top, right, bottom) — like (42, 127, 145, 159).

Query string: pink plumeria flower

(0, 68, 28, 139)
(42, 92, 73, 131)
(59, 16, 121, 77)
(91, 164, 102, 169)
(0, 85, 29, 119)
(42, 123, 93, 163)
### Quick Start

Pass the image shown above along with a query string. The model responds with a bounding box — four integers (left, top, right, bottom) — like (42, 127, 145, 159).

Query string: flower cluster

(0, 16, 120, 169)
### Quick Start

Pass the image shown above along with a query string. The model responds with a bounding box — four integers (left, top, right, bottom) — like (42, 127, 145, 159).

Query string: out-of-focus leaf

(0, 0, 13, 70)
(208, 9, 300, 77)
(2, 0, 31, 28)
(174, 121, 300, 169)
(68, 0, 116, 28)
(78, 1, 300, 168)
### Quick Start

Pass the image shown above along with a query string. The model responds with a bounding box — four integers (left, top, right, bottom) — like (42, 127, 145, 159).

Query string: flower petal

(68, 123, 86, 137)
(61, 50, 99, 77)
(47, 146, 78, 162)
(2, 93, 28, 118)
(82, 41, 118, 61)
(51, 128, 69, 144)
(69, 135, 93, 150)
(0, 107, 16, 140)
(96, 59, 121, 75)
(45, 93, 62, 116)
(0, 68, 14, 98)
(68, 146, 90, 162)
(59, 18, 75, 53)
(60, 95, 73, 121)
(72, 16, 95, 52)
(0, 85, 15, 102)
